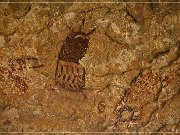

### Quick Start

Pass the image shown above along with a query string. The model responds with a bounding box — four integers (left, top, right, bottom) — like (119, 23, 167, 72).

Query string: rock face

(0, 1, 179, 133)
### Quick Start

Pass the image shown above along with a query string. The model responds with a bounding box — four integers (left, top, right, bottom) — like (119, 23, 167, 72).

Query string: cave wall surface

(0, 0, 180, 133)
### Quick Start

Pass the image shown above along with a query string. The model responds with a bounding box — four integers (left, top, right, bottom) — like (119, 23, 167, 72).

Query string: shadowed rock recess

(0, 1, 180, 133)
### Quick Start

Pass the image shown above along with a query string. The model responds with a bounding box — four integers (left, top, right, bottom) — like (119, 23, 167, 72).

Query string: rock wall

(0, 0, 179, 133)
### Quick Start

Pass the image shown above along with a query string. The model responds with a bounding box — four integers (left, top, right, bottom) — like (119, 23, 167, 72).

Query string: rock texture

(0, 0, 179, 134)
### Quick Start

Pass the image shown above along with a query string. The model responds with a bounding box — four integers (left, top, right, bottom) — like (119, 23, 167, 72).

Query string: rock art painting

(0, 0, 179, 134)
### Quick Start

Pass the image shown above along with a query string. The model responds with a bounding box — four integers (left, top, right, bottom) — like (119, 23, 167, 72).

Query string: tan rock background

(0, 0, 179, 133)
